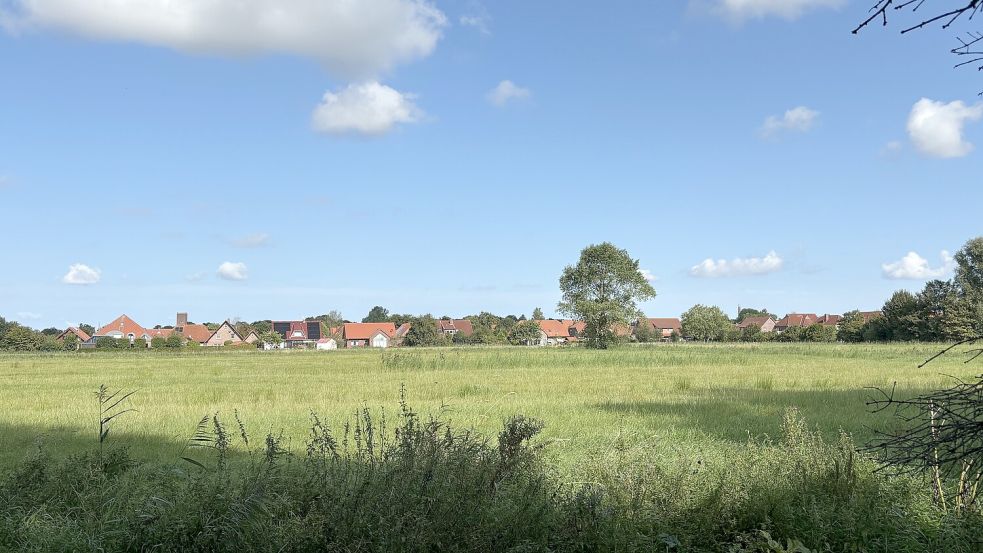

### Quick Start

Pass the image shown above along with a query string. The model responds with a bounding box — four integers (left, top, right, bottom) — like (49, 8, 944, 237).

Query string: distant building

(775, 313, 818, 333)
(204, 321, 244, 347)
(860, 311, 883, 324)
(637, 318, 683, 340)
(243, 331, 260, 345)
(90, 315, 151, 345)
(534, 319, 586, 346)
(436, 319, 474, 337)
(56, 326, 91, 343)
(343, 322, 397, 348)
(315, 338, 338, 350)
(736, 316, 776, 333)
(815, 314, 842, 327)
(271, 320, 326, 349)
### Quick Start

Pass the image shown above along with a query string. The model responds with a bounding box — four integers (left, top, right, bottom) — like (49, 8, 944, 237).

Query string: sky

(1, 0, 981, 330)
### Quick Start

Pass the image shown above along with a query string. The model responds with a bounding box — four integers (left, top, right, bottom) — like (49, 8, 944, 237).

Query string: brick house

(204, 321, 244, 346)
(637, 318, 683, 340)
(437, 318, 474, 337)
(736, 316, 776, 333)
(344, 322, 397, 348)
(774, 313, 818, 333)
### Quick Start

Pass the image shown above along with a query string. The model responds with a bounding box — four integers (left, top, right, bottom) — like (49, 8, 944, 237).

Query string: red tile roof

(816, 314, 842, 326)
(344, 322, 396, 340)
(146, 328, 175, 339)
(737, 316, 772, 329)
(643, 318, 682, 331)
(57, 327, 91, 342)
(536, 319, 585, 339)
(178, 324, 212, 344)
(437, 319, 474, 336)
(860, 311, 883, 323)
(776, 313, 818, 328)
(95, 315, 147, 338)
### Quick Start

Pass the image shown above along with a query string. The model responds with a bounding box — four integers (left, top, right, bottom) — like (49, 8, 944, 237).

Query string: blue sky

(1, 0, 981, 329)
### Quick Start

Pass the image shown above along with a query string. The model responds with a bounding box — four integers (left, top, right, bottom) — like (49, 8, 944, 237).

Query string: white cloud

(710, 0, 844, 21)
(690, 251, 784, 278)
(487, 80, 531, 107)
(231, 232, 271, 248)
(217, 261, 248, 281)
(16, 311, 41, 320)
(882, 250, 955, 280)
(62, 263, 101, 285)
(460, 14, 490, 35)
(639, 269, 657, 282)
(312, 81, 422, 135)
(907, 98, 983, 158)
(0, 0, 447, 79)
(761, 106, 819, 137)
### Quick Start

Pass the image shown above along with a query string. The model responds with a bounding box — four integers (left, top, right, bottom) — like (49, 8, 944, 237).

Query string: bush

(150, 336, 166, 349)
(132, 338, 148, 349)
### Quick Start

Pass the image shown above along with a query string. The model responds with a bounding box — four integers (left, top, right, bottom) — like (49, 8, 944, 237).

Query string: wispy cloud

(706, 0, 845, 21)
(230, 232, 271, 248)
(760, 106, 819, 138)
(487, 80, 531, 107)
(62, 263, 101, 285)
(690, 251, 784, 278)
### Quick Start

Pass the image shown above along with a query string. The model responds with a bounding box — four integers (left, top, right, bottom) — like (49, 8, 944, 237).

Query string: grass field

(0, 343, 976, 470)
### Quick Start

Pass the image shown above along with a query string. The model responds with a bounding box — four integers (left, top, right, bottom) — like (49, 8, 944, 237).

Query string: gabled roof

(436, 319, 474, 336)
(57, 327, 91, 342)
(643, 318, 682, 331)
(536, 319, 585, 339)
(394, 323, 411, 338)
(737, 316, 772, 329)
(816, 314, 842, 326)
(146, 328, 175, 339)
(776, 313, 818, 328)
(177, 323, 212, 344)
(95, 315, 147, 337)
(344, 322, 397, 340)
(206, 321, 243, 344)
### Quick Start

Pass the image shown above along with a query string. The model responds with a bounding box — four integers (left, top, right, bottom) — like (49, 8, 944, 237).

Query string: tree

(362, 306, 390, 323)
(260, 330, 282, 348)
(882, 290, 920, 341)
(680, 305, 731, 342)
(508, 319, 543, 346)
(558, 243, 656, 349)
(165, 334, 185, 348)
(854, 2, 983, 92)
(40, 327, 61, 336)
(79, 323, 95, 336)
(838, 311, 867, 343)
(633, 316, 656, 343)
(133, 337, 148, 349)
(63, 333, 80, 351)
(307, 310, 344, 329)
(0, 325, 42, 351)
(803, 324, 837, 343)
(403, 316, 446, 347)
(776, 326, 805, 343)
(532, 307, 545, 320)
(955, 237, 983, 296)
(251, 320, 273, 334)
(150, 336, 166, 349)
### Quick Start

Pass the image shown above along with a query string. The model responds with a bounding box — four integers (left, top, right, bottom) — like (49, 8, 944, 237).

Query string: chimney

(177, 312, 188, 328)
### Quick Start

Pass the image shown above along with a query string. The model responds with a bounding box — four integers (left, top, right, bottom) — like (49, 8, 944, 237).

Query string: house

(56, 326, 91, 343)
(315, 338, 338, 350)
(173, 313, 212, 344)
(90, 315, 152, 345)
(860, 311, 883, 324)
(534, 319, 586, 346)
(393, 323, 411, 346)
(343, 322, 397, 348)
(436, 319, 474, 337)
(243, 331, 260, 345)
(736, 316, 776, 333)
(815, 314, 842, 327)
(204, 321, 243, 347)
(774, 313, 818, 333)
(271, 320, 325, 349)
(637, 318, 683, 340)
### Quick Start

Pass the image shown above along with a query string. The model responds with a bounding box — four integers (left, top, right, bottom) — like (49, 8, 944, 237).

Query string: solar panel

(307, 321, 321, 340)
(273, 322, 290, 338)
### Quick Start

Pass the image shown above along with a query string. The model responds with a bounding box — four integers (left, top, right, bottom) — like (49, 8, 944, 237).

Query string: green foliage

(362, 306, 390, 323)
(532, 307, 544, 320)
(250, 320, 272, 334)
(403, 316, 446, 347)
(62, 334, 80, 351)
(837, 311, 867, 343)
(508, 319, 543, 345)
(78, 323, 96, 337)
(164, 334, 185, 348)
(40, 327, 61, 337)
(150, 336, 166, 349)
(632, 317, 657, 343)
(737, 307, 774, 323)
(0, 325, 43, 351)
(306, 311, 344, 329)
(132, 338, 148, 349)
(259, 331, 282, 347)
(881, 290, 920, 341)
(681, 304, 732, 342)
(558, 242, 656, 349)
(803, 324, 837, 343)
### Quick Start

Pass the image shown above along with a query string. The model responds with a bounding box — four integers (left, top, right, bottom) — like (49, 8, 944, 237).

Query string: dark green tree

(0, 325, 42, 351)
(837, 311, 867, 343)
(736, 308, 773, 323)
(532, 308, 544, 320)
(882, 290, 920, 341)
(362, 306, 390, 323)
(508, 319, 543, 346)
(558, 243, 656, 349)
(79, 323, 96, 336)
(403, 316, 446, 347)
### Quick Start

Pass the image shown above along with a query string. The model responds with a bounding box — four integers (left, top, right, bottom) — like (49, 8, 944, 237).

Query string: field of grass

(0, 342, 976, 470)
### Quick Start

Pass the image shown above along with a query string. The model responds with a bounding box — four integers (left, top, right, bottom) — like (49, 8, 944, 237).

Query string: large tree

(557, 243, 656, 349)
(362, 306, 390, 323)
(681, 305, 732, 342)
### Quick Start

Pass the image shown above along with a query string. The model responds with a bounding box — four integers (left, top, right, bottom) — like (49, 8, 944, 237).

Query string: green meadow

(0, 343, 973, 469)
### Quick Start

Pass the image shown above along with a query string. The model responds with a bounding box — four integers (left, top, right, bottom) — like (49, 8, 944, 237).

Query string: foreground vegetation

(1, 344, 981, 550)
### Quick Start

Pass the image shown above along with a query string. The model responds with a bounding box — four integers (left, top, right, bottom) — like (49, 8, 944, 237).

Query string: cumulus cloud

(639, 269, 657, 282)
(487, 80, 531, 107)
(761, 106, 819, 137)
(882, 250, 955, 280)
(709, 0, 844, 21)
(231, 232, 271, 248)
(907, 98, 983, 158)
(217, 261, 248, 281)
(689, 251, 784, 278)
(312, 81, 422, 135)
(0, 0, 447, 78)
(62, 263, 101, 285)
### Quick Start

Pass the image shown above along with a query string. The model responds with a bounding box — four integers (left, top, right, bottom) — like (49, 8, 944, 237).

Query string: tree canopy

(362, 306, 390, 323)
(558, 243, 656, 349)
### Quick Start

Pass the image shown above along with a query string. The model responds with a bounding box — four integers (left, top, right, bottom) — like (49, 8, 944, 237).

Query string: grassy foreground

(2, 344, 982, 551)
(0, 343, 975, 469)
